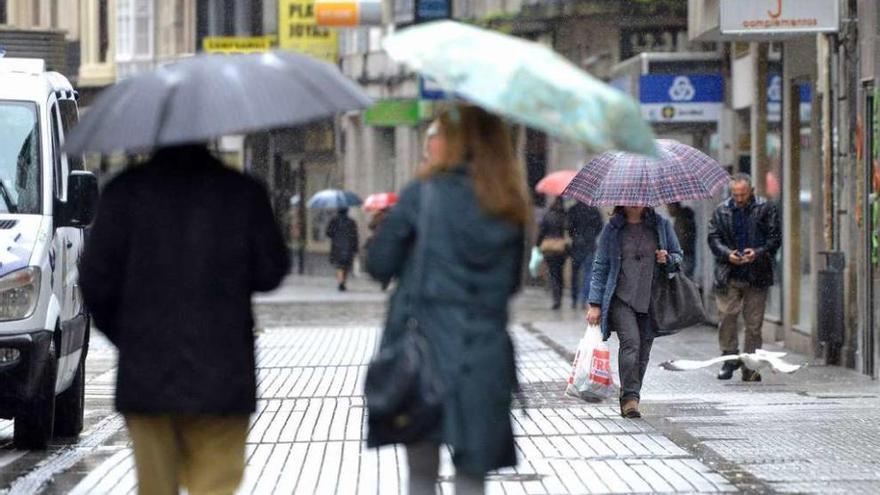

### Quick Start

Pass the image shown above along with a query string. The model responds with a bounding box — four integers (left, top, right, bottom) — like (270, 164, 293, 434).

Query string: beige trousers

(715, 279, 768, 354)
(125, 414, 249, 495)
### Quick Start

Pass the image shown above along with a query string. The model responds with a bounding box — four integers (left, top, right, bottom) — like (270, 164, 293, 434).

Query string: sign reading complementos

(639, 74, 723, 123)
(720, 0, 838, 35)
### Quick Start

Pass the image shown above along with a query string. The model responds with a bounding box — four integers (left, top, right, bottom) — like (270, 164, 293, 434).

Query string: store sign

(720, 0, 839, 35)
(202, 37, 272, 54)
(419, 77, 447, 101)
(315, 0, 382, 27)
(393, 0, 450, 25)
(766, 75, 812, 123)
(639, 74, 723, 123)
(279, 0, 339, 63)
(364, 100, 431, 126)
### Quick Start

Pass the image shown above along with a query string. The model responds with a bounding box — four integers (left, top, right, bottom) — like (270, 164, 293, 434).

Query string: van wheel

(14, 346, 57, 450)
(54, 352, 85, 437)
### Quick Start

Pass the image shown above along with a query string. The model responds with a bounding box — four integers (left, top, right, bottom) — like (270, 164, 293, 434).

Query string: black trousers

(545, 255, 566, 306)
(610, 296, 654, 402)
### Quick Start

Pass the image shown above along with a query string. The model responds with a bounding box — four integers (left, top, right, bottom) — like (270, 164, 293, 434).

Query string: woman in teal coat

(366, 105, 530, 494)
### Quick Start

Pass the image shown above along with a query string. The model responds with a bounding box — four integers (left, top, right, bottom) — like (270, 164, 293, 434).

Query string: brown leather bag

(539, 237, 568, 256)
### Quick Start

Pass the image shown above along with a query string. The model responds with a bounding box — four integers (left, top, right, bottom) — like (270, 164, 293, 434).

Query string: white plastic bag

(528, 246, 544, 277)
(565, 325, 619, 401)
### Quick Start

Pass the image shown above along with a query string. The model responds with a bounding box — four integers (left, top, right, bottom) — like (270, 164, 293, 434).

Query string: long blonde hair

(419, 105, 531, 225)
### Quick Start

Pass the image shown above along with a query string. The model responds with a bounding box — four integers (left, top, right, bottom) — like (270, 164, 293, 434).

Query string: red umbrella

(363, 192, 399, 212)
(535, 170, 578, 196)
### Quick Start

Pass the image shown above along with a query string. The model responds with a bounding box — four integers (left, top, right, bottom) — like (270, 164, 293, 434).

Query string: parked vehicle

(0, 58, 98, 449)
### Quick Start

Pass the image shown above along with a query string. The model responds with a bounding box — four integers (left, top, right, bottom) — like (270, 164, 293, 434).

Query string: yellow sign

(202, 36, 272, 54)
(279, 0, 339, 63)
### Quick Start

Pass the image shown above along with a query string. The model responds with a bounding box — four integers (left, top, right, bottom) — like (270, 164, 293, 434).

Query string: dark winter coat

(365, 167, 524, 476)
(80, 146, 290, 415)
(567, 203, 603, 261)
(707, 196, 781, 290)
(587, 211, 683, 341)
(326, 213, 359, 267)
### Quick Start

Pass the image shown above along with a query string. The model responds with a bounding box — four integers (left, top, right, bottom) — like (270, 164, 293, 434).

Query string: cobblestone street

(1, 276, 878, 494)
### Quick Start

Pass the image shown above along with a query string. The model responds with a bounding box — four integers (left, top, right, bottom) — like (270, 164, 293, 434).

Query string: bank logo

(768, 75, 782, 102)
(668, 76, 696, 102)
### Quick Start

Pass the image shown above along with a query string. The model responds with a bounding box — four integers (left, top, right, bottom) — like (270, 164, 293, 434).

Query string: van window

(50, 103, 64, 198)
(0, 101, 41, 214)
(58, 100, 84, 171)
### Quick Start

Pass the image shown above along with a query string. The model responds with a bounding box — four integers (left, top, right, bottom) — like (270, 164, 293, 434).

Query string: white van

(0, 58, 98, 449)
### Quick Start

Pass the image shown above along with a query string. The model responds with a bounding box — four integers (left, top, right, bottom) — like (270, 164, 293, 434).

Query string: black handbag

(651, 224, 707, 336)
(365, 183, 444, 446)
(651, 271, 707, 335)
(365, 318, 444, 446)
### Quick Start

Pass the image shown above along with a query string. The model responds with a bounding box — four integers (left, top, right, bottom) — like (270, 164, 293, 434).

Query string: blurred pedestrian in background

(667, 202, 697, 279)
(537, 197, 568, 310)
(326, 207, 359, 291)
(587, 206, 682, 418)
(366, 105, 530, 495)
(708, 173, 781, 382)
(567, 202, 604, 309)
(80, 144, 290, 495)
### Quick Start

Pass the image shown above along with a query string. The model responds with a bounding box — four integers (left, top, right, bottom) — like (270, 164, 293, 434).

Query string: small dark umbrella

(64, 51, 372, 155)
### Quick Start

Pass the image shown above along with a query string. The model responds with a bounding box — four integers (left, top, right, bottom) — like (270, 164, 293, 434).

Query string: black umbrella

(65, 51, 372, 155)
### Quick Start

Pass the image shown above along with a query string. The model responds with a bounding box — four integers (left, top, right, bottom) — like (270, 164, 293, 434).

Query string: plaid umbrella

(563, 140, 729, 207)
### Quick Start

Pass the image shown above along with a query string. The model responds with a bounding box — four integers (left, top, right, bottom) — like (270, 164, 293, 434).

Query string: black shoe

(338, 284, 347, 292)
(571, 300, 578, 310)
(551, 302, 561, 310)
(742, 368, 762, 382)
(717, 359, 742, 380)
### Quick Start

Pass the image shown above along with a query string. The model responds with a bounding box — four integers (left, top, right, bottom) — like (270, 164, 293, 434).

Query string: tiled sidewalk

(69, 324, 735, 494)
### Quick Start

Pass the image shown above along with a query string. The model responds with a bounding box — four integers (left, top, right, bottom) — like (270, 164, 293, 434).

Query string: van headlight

(0, 267, 41, 321)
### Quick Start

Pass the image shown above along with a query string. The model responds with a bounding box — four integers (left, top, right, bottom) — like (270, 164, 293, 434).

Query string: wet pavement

(0, 275, 877, 494)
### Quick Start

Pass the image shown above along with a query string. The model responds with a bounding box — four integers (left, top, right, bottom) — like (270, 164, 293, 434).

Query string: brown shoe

(620, 399, 641, 418)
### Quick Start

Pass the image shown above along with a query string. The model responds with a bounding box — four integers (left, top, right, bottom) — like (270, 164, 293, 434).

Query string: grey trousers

(406, 441, 484, 495)
(715, 279, 768, 354)
(610, 297, 654, 402)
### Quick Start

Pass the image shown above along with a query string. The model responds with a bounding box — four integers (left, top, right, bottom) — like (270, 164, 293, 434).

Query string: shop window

(0, 1, 6, 24)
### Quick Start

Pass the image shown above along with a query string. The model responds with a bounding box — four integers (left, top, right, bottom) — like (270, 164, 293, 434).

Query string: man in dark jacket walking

(708, 173, 781, 382)
(80, 145, 290, 495)
(567, 202, 603, 308)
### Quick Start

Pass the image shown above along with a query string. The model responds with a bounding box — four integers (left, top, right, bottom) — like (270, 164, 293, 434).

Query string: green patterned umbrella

(384, 21, 657, 157)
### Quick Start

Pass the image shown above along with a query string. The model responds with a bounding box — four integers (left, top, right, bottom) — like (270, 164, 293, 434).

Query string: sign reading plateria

(279, 0, 339, 63)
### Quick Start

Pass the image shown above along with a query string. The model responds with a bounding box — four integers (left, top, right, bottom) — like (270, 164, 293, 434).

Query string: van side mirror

(64, 171, 98, 227)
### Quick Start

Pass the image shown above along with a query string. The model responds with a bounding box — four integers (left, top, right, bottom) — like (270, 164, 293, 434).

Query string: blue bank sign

(639, 74, 724, 123)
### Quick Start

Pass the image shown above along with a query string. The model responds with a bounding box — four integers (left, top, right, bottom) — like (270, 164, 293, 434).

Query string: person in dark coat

(667, 202, 697, 278)
(326, 207, 359, 291)
(366, 105, 530, 494)
(587, 207, 683, 419)
(536, 198, 568, 310)
(708, 173, 781, 382)
(79, 145, 290, 495)
(567, 202, 604, 308)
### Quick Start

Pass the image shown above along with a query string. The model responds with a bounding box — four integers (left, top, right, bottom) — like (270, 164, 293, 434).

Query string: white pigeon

(659, 349, 804, 374)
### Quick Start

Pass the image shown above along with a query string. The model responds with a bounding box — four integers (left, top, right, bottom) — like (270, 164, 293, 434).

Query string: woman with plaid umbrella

(565, 140, 728, 418)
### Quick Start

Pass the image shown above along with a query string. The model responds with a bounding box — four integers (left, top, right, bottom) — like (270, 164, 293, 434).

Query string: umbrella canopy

(563, 140, 729, 207)
(65, 51, 372, 155)
(363, 192, 398, 212)
(307, 189, 363, 210)
(383, 21, 657, 157)
(535, 170, 578, 196)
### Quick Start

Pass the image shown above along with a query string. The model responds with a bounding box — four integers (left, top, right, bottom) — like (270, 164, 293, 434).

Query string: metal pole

(298, 159, 307, 275)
